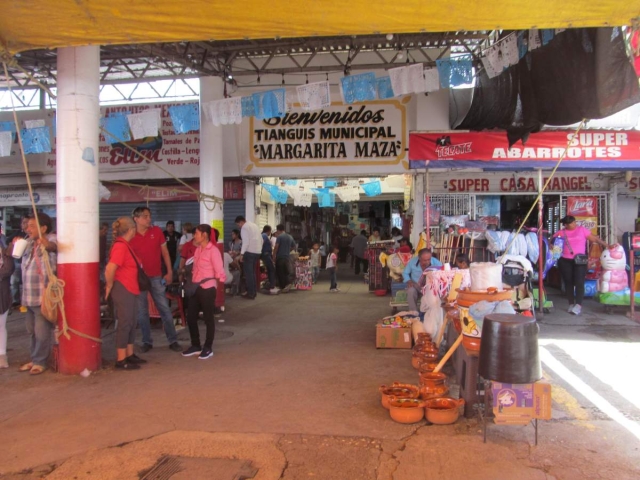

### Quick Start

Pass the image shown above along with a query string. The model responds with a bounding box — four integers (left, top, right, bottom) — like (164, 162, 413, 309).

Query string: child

(326, 245, 340, 292)
(310, 243, 321, 284)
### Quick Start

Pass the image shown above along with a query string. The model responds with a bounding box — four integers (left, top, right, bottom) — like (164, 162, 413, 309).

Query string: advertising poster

(567, 196, 598, 235)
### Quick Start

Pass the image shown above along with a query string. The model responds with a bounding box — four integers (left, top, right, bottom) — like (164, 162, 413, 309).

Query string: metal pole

(537, 169, 545, 316)
(425, 170, 431, 246)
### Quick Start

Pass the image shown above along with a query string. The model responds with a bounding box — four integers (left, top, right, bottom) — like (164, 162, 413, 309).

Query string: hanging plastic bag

(526, 232, 540, 264)
(551, 237, 564, 262)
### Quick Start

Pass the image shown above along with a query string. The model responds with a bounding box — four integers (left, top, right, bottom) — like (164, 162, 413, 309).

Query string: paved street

(1, 271, 639, 479)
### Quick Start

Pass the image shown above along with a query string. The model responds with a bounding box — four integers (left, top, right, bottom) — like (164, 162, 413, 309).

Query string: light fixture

(386, 34, 394, 41)
(397, 51, 404, 60)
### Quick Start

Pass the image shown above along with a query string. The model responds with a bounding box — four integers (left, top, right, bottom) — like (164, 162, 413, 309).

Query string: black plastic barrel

(478, 313, 541, 384)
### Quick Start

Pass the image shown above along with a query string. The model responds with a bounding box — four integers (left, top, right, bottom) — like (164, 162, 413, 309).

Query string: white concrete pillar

(412, 173, 425, 247)
(56, 46, 101, 374)
(199, 77, 225, 238)
(245, 180, 256, 223)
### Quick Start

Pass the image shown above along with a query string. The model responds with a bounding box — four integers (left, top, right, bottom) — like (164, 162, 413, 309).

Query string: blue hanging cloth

(168, 104, 200, 134)
(324, 179, 337, 187)
(318, 192, 336, 208)
(517, 32, 528, 60)
(312, 187, 330, 195)
(241, 96, 256, 118)
(21, 126, 51, 154)
(376, 76, 395, 99)
(0, 121, 17, 141)
(362, 180, 382, 197)
(100, 115, 131, 145)
(284, 179, 298, 186)
(275, 189, 289, 204)
(252, 89, 286, 120)
(541, 29, 555, 46)
(436, 56, 473, 88)
(340, 72, 377, 104)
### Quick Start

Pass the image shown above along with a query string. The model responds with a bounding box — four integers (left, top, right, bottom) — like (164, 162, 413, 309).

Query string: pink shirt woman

(552, 215, 609, 315)
(182, 224, 226, 360)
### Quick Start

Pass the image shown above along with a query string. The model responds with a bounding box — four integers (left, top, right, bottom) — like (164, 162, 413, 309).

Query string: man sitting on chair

(402, 248, 442, 313)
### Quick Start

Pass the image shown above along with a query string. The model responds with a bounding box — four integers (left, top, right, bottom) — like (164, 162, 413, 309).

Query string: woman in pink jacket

(181, 224, 226, 360)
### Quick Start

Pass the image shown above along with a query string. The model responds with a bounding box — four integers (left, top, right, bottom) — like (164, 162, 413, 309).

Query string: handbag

(181, 260, 215, 297)
(121, 241, 151, 291)
(563, 232, 589, 265)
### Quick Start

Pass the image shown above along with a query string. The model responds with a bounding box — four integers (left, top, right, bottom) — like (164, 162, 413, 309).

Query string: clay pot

(413, 342, 438, 354)
(418, 372, 449, 400)
(387, 396, 426, 424)
(424, 397, 465, 425)
(418, 360, 439, 374)
(456, 287, 513, 307)
(462, 335, 481, 357)
(379, 383, 420, 409)
(415, 333, 432, 346)
(412, 350, 440, 369)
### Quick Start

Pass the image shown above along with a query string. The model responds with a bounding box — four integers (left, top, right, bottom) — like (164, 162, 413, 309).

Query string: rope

(100, 125, 225, 211)
(499, 120, 588, 260)
(2, 61, 101, 344)
(1, 50, 57, 99)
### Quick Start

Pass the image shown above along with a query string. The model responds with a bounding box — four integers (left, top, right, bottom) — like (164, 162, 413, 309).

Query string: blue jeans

(243, 252, 260, 296)
(262, 252, 276, 288)
(312, 266, 320, 283)
(137, 276, 178, 346)
(25, 306, 54, 367)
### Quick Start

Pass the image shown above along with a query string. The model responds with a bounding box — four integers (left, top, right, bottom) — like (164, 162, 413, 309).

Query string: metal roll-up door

(223, 199, 245, 247)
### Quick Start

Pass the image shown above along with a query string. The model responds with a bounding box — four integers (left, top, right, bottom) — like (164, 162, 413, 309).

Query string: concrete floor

(1, 270, 640, 479)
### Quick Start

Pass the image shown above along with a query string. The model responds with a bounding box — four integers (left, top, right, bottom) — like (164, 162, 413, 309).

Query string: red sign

(409, 131, 640, 164)
(567, 196, 598, 217)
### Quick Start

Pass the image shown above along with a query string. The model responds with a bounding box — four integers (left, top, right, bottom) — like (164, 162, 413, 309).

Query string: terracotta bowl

(418, 372, 449, 400)
(424, 397, 465, 424)
(387, 396, 426, 424)
(379, 383, 420, 409)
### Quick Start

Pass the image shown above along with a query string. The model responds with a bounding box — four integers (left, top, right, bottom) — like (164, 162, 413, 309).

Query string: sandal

(29, 365, 46, 375)
(19, 362, 33, 372)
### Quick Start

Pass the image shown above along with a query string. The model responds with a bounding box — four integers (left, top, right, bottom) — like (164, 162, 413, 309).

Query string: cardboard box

(491, 380, 552, 425)
(376, 322, 412, 349)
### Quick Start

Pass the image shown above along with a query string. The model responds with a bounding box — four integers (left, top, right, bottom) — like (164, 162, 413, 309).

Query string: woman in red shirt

(182, 224, 226, 360)
(105, 217, 147, 370)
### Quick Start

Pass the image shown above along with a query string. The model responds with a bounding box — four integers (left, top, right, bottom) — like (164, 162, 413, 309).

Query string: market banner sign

(0, 188, 56, 206)
(410, 131, 640, 170)
(246, 99, 408, 171)
(428, 172, 610, 193)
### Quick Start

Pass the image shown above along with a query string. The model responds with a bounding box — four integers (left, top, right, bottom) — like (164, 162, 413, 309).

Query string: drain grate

(140, 455, 257, 480)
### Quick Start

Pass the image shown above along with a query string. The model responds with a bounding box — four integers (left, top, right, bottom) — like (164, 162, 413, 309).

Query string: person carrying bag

(180, 225, 226, 360)
(553, 215, 610, 316)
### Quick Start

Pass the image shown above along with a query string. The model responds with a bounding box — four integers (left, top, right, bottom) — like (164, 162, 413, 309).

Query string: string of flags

(261, 178, 382, 208)
(0, 29, 575, 159)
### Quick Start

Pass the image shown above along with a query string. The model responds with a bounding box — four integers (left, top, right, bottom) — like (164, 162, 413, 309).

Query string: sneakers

(330, 288, 340, 292)
(140, 343, 153, 353)
(570, 304, 582, 315)
(198, 348, 214, 360)
(169, 342, 182, 352)
(567, 304, 575, 313)
(282, 284, 292, 293)
(126, 354, 147, 365)
(182, 345, 202, 357)
(115, 359, 140, 370)
(270, 288, 280, 295)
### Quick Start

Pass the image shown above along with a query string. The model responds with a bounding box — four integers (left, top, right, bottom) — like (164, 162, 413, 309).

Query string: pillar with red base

(55, 46, 102, 374)
(199, 77, 225, 308)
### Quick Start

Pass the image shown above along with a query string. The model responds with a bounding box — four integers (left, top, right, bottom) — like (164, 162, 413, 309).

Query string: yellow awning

(1, 1, 638, 55)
